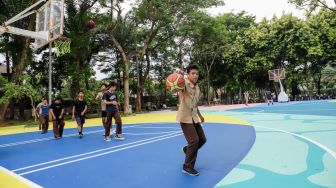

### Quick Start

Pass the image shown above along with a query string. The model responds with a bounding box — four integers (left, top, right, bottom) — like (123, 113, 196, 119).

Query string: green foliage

(0, 76, 40, 105)
(0, 75, 8, 86)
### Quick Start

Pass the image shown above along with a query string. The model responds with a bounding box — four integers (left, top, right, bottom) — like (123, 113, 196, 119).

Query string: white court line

(0, 130, 102, 148)
(254, 125, 336, 160)
(18, 133, 183, 175)
(124, 131, 179, 135)
(0, 166, 42, 188)
(13, 131, 181, 173)
(0, 124, 174, 148)
(132, 126, 180, 130)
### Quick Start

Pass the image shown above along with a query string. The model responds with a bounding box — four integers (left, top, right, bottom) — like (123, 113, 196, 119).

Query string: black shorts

(75, 116, 85, 124)
(101, 111, 107, 118)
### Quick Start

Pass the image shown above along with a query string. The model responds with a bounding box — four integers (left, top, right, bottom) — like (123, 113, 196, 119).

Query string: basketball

(84, 20, 95, 29)
(166, 73, 185, 93)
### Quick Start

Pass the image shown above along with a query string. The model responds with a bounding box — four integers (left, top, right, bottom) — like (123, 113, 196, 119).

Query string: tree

(0, 0, 36, 121)
(0, 75, 40, 121)
(289, 0, 336, 13)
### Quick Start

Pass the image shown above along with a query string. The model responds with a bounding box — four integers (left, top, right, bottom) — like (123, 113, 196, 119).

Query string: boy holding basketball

(175, 64, 206, 176)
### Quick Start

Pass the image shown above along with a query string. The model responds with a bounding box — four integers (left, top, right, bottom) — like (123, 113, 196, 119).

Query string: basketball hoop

(54, 35, 71, 57)
(274, 75, 281, 82)
(268, 68, 289, 102)
(268, 68, 285, 81)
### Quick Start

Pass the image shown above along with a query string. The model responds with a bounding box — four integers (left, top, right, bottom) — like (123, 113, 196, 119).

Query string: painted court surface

(0, 100, 335, 188)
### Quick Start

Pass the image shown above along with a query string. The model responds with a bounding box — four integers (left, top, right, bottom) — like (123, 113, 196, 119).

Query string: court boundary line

(0, 166, 42, 188)
(13, 131, 182, 173)
(0, 124, 179, 148)
(17, 132, 183, 176)
(254, 125, 336, 159)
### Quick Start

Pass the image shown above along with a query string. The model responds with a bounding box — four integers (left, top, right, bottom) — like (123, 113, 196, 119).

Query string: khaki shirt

(96, 92, 106, 111)
(176, 78, 201, 123)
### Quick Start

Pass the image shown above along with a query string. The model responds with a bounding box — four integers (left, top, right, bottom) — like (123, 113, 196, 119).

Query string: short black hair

(78, 91, 84, 94)
(55, 96, 62, 101)
(186, 64, 199, 73)
(109, 81, 117, 87)
(101, 83, 108, 87)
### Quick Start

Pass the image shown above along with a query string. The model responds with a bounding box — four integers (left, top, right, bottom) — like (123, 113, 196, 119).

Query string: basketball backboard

(0, 0, 64, 50)
(268, 68, 285, 81)
(35, 0, 65, 49)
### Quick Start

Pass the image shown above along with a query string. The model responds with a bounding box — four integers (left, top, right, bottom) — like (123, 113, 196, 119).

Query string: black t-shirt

(50, 102, 64, 120)
(73, 99, 87, 116)
(102, 91, 118, 112)
(267, 92, 273, 100)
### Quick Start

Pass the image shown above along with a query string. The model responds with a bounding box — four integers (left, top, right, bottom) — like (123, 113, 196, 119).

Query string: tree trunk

(71, 60, 81, 99)
(123, 61, 130, 114)
(109, 33, 130, 114)
(317, 73, 322, 95)
(179, 42, 183, 70)
(5, 36, 11, 81)
(135, 60, 142, 112)
(206, 70, 210, 105)
(0, 103, 10, 123)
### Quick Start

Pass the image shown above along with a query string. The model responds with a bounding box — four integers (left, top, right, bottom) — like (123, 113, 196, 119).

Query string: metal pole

(49, 42, 52, 104)
(137, 58, 139, 88)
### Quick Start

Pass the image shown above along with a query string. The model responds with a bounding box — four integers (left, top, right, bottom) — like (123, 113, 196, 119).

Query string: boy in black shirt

(50, 96, 65, 139)
(102, 82, 124, 141)
(72, 91, 88, 138)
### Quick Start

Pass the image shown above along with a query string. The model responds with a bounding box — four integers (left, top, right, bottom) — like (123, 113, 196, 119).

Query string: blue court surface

(0, 122, 255, 188)
(227, 100, 336, 116)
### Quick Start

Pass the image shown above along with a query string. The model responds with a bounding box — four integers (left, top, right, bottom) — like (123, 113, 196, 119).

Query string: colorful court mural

(0, 100, 335, 188)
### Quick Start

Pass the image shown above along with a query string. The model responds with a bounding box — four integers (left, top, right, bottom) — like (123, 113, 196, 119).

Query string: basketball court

(0, 100, 335, 188)
(0, 0, 335, 187)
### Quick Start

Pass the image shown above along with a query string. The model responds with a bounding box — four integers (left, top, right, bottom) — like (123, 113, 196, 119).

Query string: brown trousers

(53, 119, 65, 138)
(180, 121, 206, 169)
(39, 115, 49, 131)
(105, 111, 122, 136)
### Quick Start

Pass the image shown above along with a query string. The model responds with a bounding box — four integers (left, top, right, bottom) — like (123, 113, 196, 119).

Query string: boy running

(50, 96, 65, 139)
(176, 64, 206, 176)
(102, 81, 124, 141)
(72, 91, 88, 138)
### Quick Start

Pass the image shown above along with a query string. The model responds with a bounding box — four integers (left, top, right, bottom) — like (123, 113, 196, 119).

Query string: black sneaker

(79, 133, 83, 139)
(182, 167, 199, 176)
(181, 146, 187, 154)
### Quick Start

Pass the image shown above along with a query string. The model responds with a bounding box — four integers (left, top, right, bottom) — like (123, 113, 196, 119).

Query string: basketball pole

(49, 42, 52, 105)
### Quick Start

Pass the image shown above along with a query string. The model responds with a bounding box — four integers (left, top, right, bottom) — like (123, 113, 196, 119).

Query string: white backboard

(35, 0, 64, 49)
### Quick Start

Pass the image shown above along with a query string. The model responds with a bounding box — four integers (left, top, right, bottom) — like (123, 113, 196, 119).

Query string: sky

(207, 0, 304, 21)
(0, 0, 305, 79)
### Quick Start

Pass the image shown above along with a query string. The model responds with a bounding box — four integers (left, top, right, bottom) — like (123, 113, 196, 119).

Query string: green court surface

(207, 101, 336, 188)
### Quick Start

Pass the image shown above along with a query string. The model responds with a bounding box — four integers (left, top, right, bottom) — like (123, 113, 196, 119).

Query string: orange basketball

(166, 73, 185, 93)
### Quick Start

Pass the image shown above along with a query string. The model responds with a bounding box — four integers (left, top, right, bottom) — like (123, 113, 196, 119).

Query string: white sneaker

(114, 134, 125, 141)
(112, 129, 116, 137)
(104, 137, 111, 142)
